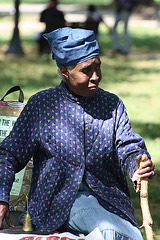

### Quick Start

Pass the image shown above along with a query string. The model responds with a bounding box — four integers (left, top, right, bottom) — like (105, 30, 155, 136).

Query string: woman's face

(61, 57, 102, 97)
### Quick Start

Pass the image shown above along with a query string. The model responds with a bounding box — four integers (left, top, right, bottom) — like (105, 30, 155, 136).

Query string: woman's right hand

(0, 201, 14, 229)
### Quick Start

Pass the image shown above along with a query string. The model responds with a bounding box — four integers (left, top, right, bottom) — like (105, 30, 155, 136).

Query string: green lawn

(0, 11, 160, 239)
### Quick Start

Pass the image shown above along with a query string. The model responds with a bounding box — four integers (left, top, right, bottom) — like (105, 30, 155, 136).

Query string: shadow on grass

(132, 34, 160, 52)
(0, 54, 60, 99)
(131, 121, 160, 139)
(99, 28, 160, 53)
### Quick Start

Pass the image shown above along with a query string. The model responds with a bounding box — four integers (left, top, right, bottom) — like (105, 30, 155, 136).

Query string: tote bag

(0, 86, 33, 212)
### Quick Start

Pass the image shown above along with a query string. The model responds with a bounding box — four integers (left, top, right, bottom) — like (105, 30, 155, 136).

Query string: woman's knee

(101, 228, 140, 240)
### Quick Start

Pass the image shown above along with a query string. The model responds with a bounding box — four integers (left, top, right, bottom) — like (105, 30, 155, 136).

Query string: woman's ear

(60, 66, 69, 79)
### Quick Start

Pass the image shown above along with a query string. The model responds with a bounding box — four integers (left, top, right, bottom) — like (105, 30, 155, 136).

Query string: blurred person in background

(112, 0, 138, 55)
(85, 5, 104, 39)
(84, 4, 111, 54)
(37, 0, 65, 54)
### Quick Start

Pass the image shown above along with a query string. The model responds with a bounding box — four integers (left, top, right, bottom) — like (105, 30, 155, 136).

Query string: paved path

(0, 3, 159, 35)
(0, 3, 159, 24)
(0, 3, 160, 59)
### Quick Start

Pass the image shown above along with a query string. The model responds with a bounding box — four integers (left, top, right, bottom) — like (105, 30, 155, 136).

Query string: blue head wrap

(43, 27, 99, 67)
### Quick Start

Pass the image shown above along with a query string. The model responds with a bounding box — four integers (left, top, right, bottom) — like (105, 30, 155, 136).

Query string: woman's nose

(90, 71, 101, 83)
(91, 71, 99, 81)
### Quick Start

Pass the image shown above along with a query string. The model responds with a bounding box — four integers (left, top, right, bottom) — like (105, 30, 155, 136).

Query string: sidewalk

(0, 3, 160, 59)
(0, 3, 159, 36)
(0, 3, 159, 24)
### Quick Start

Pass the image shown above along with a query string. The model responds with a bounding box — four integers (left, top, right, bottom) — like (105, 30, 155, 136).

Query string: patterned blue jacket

(0, 81, 149, 232)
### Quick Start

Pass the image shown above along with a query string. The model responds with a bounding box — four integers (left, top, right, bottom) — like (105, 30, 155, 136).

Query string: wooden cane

(136, 154, 154, 240)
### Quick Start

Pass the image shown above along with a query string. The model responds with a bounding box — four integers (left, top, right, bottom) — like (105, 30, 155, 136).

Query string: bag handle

(1, 86, 24, 103)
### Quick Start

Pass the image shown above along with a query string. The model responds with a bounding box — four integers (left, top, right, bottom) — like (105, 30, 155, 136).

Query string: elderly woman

(0, 28, 156, 240)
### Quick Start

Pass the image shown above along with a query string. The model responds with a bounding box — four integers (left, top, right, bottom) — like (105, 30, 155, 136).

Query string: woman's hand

(135, 154, 156, 179)
(132, 154, 156, 183)
(0, 201, 14, 229)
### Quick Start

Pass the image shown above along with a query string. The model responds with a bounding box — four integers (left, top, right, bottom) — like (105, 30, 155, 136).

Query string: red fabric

(19, 236, 85, 240)
(0, 101, 8, 106)
(48, 1, 56, 8)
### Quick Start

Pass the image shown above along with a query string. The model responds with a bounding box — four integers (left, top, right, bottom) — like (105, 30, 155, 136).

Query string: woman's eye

(82, 68, 90, 74)
(96, 64, 101, 70)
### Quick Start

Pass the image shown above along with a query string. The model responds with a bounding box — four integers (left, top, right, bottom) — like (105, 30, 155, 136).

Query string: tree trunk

(5, 0, 24, 56)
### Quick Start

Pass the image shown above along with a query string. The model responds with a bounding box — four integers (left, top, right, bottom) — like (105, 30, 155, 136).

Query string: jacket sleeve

(0, 94, 40, 203)
(114, 98, 150, 181)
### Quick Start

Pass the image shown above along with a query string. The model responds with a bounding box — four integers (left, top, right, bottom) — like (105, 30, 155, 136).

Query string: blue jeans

(65, 182, 143, 240)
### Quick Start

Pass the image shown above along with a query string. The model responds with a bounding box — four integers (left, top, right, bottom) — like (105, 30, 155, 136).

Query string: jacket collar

(59, 80, 99, 103)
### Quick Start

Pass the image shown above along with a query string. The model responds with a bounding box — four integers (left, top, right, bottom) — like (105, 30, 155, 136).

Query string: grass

(99, 25, 160, 239)
(0, 11, 160, 239)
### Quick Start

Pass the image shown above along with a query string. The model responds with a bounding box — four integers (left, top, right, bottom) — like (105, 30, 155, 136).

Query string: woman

(0, 27, 156, 240)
